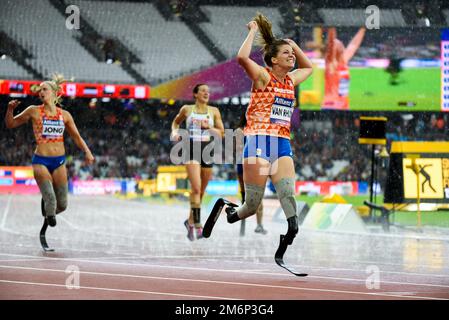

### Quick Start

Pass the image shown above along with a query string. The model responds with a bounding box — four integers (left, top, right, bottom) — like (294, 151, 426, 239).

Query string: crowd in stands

(1, 97, 447, 186)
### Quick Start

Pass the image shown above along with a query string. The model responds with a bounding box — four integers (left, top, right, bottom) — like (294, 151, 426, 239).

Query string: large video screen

(299, 27, 443, 112)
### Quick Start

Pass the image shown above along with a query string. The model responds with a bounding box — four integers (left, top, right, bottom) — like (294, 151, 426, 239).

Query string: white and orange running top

(32, 105, 65, 144)
(244, 69, 296, 139)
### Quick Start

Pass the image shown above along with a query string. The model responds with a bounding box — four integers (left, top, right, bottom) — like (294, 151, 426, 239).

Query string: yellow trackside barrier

(321, 193, 348, 204)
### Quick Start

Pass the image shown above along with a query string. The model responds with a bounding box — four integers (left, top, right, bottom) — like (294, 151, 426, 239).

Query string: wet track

(0, 194, 448, 300)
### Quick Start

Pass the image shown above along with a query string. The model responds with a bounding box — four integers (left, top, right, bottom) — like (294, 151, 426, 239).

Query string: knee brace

(274, 178, 297, 219)
(39, 181, 56, 217)
(54, 184, 68, 214)
(236, 184, 265, 219)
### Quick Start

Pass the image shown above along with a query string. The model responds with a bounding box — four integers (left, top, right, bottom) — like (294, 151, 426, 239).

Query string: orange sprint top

(244, 69, 296, 139)
(32, 105, 65, 144)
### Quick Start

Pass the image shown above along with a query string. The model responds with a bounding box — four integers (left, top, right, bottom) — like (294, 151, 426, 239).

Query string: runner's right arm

(171, 105, 188, 140)
(344, 27, 366, 63)
(237, 21, 270, 88)
(5, 100, 35, 129)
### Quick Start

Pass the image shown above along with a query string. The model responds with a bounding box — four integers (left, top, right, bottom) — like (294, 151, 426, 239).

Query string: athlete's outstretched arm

(237, 21, 267, 83)
(63, 110, 95, 164)
(344, 27, 366, 63)
(5, 100, 33, 129)
(285, 39, 313, 86)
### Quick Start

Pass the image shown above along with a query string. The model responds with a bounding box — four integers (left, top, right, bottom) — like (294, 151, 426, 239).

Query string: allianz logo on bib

(273, 96, 294, 107)
(43, 119, 63, 126)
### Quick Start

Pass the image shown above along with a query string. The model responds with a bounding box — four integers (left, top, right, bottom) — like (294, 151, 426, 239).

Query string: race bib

(189, 119, 210, 142)
(270, 96, 294, 125)
(42, 118, 65, 138)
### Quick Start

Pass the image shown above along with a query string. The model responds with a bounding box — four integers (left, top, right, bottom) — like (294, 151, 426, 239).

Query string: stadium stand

(0, 0, 135, 83)
(0, 57, 31, 79)
(70, 0, 216, 83)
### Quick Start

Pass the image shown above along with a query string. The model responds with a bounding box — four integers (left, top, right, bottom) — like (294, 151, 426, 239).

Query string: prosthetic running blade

(39, 219, 54, 252)
(40, 198, 54, 252)
(203, 198, 238, 238)
(274, 234, 307, 277)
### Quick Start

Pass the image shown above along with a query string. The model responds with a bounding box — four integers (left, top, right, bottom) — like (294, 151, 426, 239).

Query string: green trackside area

(300, 67, 440, 112)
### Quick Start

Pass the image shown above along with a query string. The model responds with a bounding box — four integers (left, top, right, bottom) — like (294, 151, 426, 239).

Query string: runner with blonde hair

(5, 73, 94, 251)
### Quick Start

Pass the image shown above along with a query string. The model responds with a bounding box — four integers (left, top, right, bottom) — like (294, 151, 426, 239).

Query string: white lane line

(56, 253, 449, 276)
(0, 259, 49, 263)
(309, 275, 449, 289)
(0, 195, 12, 229)
(0, 279, 237, 300)
(0, 253, 448, 287)
(0, 265, 446, 300)
(1, 263, 448, 292)
(84, 254, 273, 260)
(216, 258, 449, 279)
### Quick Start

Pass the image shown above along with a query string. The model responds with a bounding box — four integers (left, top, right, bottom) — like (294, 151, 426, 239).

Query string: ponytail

(253, 12, 288, 67)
